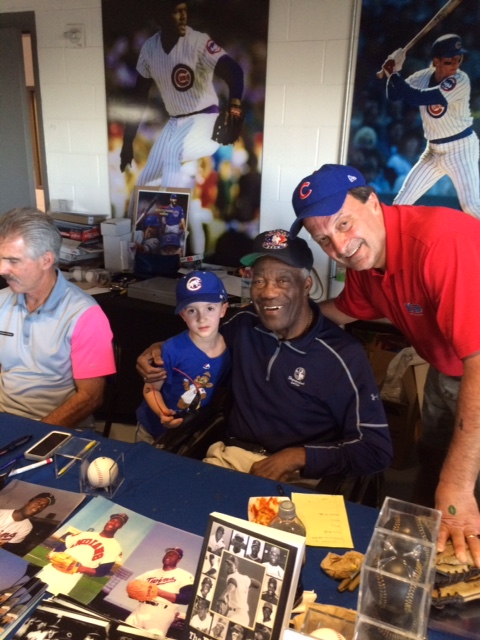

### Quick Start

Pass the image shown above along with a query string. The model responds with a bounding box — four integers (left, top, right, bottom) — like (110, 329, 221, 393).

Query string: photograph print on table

(0, 480, 85, 558)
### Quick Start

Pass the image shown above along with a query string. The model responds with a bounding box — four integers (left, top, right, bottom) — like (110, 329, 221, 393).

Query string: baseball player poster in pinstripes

(345, 0, 479, 215)
(102, 0, 268, 256)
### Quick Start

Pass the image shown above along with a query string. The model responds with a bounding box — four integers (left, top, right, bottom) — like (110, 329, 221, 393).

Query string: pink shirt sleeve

(71, 306, 116, 379)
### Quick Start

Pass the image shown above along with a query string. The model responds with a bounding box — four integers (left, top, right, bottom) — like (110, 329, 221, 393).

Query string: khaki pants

(203, 442, 319, 488)
(203, 441, 267, 473)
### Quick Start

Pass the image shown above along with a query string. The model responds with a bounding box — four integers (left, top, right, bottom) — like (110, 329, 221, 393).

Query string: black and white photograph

(185, 513, 305, 640)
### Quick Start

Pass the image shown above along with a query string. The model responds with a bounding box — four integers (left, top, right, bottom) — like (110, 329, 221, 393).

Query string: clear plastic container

(269, 500, 306, 607)
(354, 497, 441, 640)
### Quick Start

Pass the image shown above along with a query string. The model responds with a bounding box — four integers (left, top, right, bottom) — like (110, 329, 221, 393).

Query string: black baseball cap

(110, 513, 129, 525)
(31, 492, 56, 506)
(241, 230, 313, 270)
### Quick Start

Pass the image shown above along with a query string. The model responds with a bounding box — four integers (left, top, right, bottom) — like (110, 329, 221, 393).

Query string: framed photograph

(185, 512, 305, 640)
(132, 186, 190, 258)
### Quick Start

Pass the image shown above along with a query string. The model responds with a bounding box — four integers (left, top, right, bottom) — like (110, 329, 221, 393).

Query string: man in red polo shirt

(290, 163, 480, 567)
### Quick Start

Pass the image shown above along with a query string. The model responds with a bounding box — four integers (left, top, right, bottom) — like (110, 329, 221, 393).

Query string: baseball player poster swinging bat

(376, 0, 464, 79)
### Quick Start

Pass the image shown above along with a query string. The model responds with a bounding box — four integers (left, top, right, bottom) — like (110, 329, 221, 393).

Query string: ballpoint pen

(0, 435, 32, 457)
(0, 453, 24, 472)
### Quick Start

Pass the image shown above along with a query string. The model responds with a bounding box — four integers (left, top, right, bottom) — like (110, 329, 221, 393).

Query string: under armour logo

(347, 175, 357, 183)
(371, 393, 379, 401)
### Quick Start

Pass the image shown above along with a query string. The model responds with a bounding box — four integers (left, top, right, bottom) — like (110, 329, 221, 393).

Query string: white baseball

(87, 457, 119, 488)
(310, 629, 346, 640)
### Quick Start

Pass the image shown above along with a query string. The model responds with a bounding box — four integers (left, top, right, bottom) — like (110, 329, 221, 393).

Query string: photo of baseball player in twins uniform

(125, 546, 194, 636)
(0, 493, 55, 548)
(346, 0, 480, 217)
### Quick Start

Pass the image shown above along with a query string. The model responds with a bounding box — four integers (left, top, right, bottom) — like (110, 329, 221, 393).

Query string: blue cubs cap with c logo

(175, 270, 228, 314)
(290, 164, 366, 238)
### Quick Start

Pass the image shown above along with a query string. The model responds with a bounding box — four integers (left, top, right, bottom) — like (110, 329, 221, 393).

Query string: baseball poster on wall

(101, 0, 269, 260)
(185, 512, 305, 640)
(345, 0, 480, 213)
(133, 187, 190, 257)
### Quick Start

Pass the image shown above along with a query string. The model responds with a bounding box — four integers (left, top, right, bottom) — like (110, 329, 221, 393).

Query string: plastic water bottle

(269, 500, 306, 608)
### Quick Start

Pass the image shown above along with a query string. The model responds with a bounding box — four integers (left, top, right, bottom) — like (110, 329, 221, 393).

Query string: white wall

(1, 0, 357, 287)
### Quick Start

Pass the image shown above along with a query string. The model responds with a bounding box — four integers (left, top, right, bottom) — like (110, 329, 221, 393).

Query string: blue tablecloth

(0, 414, 457, 639)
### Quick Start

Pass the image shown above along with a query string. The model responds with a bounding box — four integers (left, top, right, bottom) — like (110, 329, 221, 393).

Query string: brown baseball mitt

(49, 551, 80, 574)
(432, 578, 480, 608)
(127, 579, 158, 602)
(321, 551, 365, 580)
(435, 540, 480, 587)
(211, 100, 244, 145)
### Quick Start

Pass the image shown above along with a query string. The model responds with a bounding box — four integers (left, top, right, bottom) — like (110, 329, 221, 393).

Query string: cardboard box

(103, 233, 133, 271)
(50, 211, 107, 225)
(101, 217, 132, 237)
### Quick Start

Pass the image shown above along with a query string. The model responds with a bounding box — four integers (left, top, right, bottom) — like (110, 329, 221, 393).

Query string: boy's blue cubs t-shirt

(136, 330, 231, 437)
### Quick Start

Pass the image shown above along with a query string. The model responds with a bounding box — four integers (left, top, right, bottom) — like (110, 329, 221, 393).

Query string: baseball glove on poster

(127, 579, 158, 602)
(212, 100, 244, 145)
(49, 551, 80, 574)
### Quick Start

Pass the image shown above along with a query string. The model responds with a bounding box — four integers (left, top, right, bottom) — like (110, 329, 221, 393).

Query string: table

(0, 414, 456, 639)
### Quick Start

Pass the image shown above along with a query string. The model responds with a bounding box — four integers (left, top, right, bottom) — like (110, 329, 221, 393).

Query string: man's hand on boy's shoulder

(137, 342, 166, 383)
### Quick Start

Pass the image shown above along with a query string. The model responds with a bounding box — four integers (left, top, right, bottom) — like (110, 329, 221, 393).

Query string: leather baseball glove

(127, 579, 158, 602)
(434, 540, 480, 587)
(212, 100, 244, 145)
(432, 578, 480, 608)
(49, 551, 80, 574)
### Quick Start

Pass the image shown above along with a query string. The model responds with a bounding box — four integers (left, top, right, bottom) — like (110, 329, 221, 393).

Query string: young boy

(136, 271, 230, 443)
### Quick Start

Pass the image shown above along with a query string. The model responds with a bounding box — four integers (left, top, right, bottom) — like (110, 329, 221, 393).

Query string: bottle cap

(278, 500, 296, 519)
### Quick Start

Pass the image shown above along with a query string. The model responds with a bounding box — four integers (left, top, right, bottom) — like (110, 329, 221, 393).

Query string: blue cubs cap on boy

(241, 230, 314, 270)
(175, 270, 228, 314)
(290, 164, 366, 238)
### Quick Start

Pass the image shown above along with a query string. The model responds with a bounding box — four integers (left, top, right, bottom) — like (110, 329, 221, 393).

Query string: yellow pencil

(58, 440, 97, 477)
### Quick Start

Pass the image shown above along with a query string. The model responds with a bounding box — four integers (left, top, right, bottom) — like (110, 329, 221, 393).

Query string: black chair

(152, 391, 385, 508)
(101, 340, 123, 438)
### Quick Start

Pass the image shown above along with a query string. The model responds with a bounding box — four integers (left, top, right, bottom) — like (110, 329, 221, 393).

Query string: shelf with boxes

(101, 217, 134, 272)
